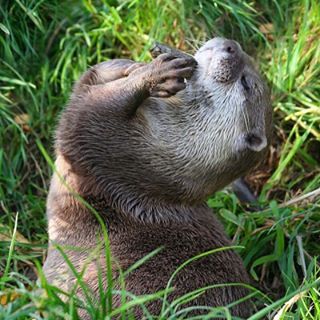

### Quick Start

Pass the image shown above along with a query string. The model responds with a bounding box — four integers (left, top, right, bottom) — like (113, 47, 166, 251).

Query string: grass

(0, 0, 319, 318)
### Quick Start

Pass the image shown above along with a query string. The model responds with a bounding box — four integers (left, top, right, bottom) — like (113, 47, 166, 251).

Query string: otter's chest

(107, 217, 249, 305)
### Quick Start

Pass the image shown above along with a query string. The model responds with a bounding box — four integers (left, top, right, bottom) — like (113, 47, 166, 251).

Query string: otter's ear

(244, 132, 268, 152)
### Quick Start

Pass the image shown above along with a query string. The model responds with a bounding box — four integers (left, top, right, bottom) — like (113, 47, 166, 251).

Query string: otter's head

(193, 37, 272, 153)
(142, 37, 272, 204)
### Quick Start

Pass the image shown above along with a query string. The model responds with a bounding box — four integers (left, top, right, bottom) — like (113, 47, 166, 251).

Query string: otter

(43, 37, 272, 318)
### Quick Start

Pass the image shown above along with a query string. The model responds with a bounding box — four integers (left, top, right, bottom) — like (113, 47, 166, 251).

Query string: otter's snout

(195, 37, 244, 83)
(209, 38, 244, 83)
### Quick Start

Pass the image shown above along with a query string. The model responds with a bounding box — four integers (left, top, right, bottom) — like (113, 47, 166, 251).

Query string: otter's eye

(241, 75, 250, 91)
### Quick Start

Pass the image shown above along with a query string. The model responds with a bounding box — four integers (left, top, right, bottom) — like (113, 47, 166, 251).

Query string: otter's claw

(148, 52, 197, 98)
(150, 42, 194, 60)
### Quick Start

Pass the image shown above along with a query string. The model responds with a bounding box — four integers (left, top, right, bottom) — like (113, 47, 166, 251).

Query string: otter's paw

(148, 53, 197, 98)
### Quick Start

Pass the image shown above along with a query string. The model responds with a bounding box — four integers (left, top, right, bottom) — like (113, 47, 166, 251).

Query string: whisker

(242, 105, 250, 133)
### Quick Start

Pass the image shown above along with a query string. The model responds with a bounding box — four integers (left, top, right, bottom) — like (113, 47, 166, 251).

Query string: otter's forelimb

(72, 53, 197, 117)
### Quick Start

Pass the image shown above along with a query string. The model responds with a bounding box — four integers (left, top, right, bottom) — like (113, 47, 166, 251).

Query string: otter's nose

(209, 37, 242, 61)
(222, 39, 240, 55)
